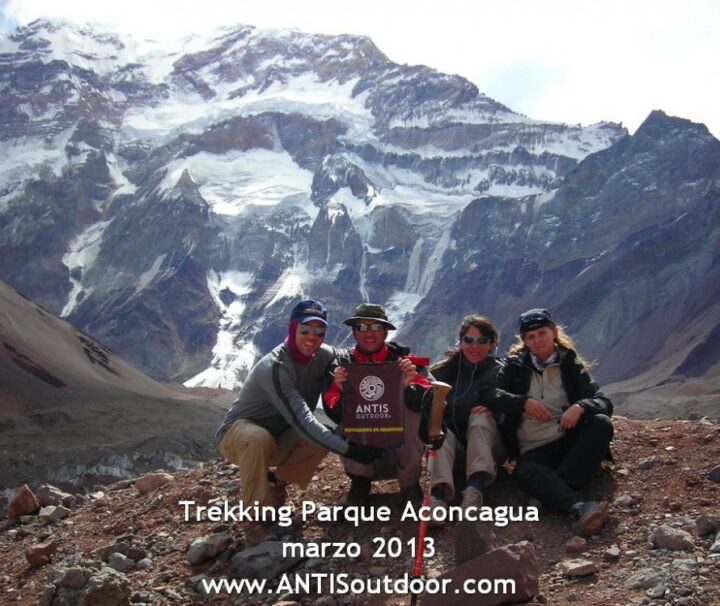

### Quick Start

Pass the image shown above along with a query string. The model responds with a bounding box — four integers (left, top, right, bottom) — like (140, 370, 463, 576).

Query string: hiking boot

(427, 496, 448, 528)
(570, 501, 609, 537)
(400, 483, 424, 506)
(460, 486, 483, 510)
(495, 465, 512, 484)
(268, 480, 288, 508)
(339, 476, 371, 506)
(527, 496, 544, 514)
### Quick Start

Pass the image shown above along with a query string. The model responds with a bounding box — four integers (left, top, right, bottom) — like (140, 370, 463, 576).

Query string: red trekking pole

(410, 381, 450, 606)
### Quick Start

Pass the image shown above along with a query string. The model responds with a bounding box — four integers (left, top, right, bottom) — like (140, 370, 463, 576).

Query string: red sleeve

(407, 355, 432, 388)
(323, 382, 341, 410)
(408, 355, 430, 366)
(410, 373, 431, 389)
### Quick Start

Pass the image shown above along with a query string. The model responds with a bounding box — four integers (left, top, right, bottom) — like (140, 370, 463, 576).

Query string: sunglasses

(299, 325, 326, 337)
(461, 335, 492, 345)
(354, 322, 385, 332)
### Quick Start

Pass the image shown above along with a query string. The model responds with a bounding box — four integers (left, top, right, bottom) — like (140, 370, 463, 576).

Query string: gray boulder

(710, 534, 720, 554)
(83, 567, 132, 605)
(559, 559, 599, 577)
(230, 541, 304, 581)
(624, 568, 668, 590)
(36, 485, 76, 508)
(453, 519, 496, 565)
(186, 533, 233, 565)
(650, 525, 694, 551)
(108, 552, 135, 573)
(696, 514, 720, 537)
(40, 565, 131, 606)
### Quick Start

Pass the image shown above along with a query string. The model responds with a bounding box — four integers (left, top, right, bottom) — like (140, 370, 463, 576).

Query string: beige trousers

(217, 419, 328, 506)
(430, 413, 507, 501)
(341, 408, 424, 489)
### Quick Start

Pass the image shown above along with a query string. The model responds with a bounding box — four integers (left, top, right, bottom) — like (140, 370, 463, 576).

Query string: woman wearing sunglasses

(424, 315, 508, 523)
(490, 308, 614, 536)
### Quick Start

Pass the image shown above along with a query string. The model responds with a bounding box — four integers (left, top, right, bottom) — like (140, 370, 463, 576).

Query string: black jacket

(483, 346, 613, 458)
(430, 354, 510, 447)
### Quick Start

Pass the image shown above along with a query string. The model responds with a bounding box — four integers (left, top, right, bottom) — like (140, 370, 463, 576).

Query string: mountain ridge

(0, 277, 233, 491)
(0, 19, 717, 416)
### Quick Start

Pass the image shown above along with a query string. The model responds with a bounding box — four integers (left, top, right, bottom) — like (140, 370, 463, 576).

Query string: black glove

(419, 421, 446, 450)
(428, 433, 446, 451)
(419, 395, 447, 451)
(345, 442, 384, 464)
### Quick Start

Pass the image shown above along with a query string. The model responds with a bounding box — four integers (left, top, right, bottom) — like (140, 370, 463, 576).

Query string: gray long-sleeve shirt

(215, 342, 349, 454)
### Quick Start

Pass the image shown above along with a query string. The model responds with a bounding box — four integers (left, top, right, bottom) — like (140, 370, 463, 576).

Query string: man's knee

(219, 420, 275, 466)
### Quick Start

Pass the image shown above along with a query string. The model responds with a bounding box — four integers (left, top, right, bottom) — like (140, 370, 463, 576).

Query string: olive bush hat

(342, 303, 396, 330)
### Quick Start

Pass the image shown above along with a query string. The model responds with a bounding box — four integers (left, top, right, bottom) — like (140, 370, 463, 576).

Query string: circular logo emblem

(359, 375, 385, 401)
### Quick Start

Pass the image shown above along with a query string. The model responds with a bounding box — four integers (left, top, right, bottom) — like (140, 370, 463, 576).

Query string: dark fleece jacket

(480, 346, 613, 459)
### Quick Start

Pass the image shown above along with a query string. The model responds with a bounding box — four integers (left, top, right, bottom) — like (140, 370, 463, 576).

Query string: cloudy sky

(1, 0, 718, 137)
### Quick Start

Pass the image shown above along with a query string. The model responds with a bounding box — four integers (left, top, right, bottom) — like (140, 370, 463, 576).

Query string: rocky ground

(1, 416, 720, 606)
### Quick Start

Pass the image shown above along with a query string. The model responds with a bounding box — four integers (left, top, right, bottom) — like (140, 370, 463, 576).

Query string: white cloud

(2, 0, 719, 137)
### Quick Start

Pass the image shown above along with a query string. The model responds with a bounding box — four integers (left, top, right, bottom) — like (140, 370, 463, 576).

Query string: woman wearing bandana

(491, 308, 614, 536)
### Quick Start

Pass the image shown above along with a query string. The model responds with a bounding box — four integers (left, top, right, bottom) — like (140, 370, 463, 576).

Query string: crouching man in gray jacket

(215, 299, 381, 540)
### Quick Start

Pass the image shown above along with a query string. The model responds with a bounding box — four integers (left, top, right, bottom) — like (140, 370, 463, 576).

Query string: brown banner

(341, 362, 405, 449)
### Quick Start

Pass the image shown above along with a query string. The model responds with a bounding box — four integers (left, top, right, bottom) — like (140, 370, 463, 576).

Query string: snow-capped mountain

(2, 19, 718, 404)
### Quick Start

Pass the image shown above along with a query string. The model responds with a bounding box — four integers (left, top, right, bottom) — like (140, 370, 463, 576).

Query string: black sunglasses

(299, 325, 326, 337)
(354, 322, 385, 332)
(461, 335, 492, 345)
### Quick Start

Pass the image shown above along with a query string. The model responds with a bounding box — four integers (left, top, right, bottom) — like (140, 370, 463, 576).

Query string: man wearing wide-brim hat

(323, 303, 432, 506)
(341, 303, 399, 331)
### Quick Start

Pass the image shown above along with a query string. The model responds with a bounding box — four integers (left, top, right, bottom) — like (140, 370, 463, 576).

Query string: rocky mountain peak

(622, 109, 720, 177)
(636, 108, 713, 140)
(1, 19, 716, 412)
(6, 17, 126, 65)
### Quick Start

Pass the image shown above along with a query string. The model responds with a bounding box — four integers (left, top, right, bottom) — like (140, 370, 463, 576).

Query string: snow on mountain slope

(0, 18, 635, 392)
(158, 149, 316, 217)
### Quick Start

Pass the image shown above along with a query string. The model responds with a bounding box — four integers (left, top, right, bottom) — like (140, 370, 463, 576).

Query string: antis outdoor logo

(359, 376, 384, 401)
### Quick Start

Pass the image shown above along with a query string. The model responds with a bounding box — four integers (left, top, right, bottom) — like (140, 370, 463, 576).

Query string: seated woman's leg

(466, 413, 507, 487)
(514, 440, 582, 512)
(430, 429, 459, 501)
(557, 414, 614, 489)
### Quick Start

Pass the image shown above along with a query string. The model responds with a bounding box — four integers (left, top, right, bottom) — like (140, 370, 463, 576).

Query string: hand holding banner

(341, 362, 405, 450)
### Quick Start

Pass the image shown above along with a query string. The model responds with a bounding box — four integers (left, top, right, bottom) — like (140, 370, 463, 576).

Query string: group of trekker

(215, 300, 614, 543)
